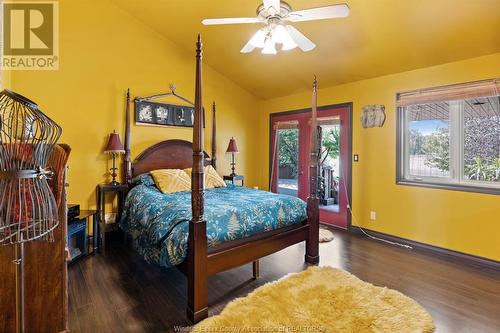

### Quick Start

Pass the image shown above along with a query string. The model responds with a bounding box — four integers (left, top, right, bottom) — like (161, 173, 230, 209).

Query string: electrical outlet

(370, 211, 377, 221)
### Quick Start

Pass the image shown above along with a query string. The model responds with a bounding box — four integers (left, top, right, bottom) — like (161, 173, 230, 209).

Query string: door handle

(298, 171, 304, 175)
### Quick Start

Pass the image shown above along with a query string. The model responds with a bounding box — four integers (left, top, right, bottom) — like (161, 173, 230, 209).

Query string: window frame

(396, 95, 500, 196)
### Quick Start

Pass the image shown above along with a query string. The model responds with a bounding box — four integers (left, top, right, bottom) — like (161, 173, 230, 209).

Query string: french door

(270, 104, 352, 229)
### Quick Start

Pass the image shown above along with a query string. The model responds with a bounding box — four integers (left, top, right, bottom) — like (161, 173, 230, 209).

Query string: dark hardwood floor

(68, 230, 500, 333)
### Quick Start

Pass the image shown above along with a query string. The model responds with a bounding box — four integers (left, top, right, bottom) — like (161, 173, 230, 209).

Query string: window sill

(396, 179, 500, 195)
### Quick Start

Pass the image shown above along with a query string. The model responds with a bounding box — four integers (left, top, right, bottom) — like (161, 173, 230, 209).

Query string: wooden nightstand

(223, 175, 244, 186)
(96, 183, 128, 253)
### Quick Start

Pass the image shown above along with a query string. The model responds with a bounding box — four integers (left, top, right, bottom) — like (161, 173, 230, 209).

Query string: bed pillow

(130, 173, 155, 187)
(184, 165, 226, 189)
(150, 169, 191, 194)
(205, 165, 226, 188)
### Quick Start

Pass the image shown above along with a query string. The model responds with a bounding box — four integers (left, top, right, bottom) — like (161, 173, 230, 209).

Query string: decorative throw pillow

(130, 173, 155, 187)
(205, 165, 226, 189)
(150, 169, 191, 194)
(184, 166, 226, 189)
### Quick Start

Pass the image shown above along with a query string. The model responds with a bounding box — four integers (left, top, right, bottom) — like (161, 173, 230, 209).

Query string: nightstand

(223, 175, 244, 186)
(96, 183, 128, 253)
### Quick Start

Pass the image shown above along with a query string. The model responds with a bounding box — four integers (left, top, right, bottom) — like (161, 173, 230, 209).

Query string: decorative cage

(0, 90, 62, 245)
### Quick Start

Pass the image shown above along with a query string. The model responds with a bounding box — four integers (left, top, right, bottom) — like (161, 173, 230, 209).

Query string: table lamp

(104, 130, 125, 185)
(226, 137, 239, 176)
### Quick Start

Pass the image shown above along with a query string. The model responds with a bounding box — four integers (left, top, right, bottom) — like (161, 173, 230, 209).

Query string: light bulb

(249, 29, 266, 48)
(262, 38, 277, 55)
(272, 24, 288, 44)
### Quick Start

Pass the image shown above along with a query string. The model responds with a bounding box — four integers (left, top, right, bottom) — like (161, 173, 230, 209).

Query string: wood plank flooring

(68, 230, 500, 333)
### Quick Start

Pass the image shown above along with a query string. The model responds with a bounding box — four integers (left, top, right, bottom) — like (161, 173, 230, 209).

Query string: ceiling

(112, 0, 500, 99)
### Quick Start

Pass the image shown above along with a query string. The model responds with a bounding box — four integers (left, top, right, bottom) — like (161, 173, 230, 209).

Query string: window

(397, 79, 500, 194)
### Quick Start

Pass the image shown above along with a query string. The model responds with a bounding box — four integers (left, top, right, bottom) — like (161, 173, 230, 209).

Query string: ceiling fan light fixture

(271, 24, 288, 44)
(249, 28, 267, 48)
(204, 1, 350, 54)
(281, 26, 298, 51)
(261, 39, 277, 55)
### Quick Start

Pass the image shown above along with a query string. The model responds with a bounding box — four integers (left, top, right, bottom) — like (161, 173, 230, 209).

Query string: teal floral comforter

(120, 174, 307, 268)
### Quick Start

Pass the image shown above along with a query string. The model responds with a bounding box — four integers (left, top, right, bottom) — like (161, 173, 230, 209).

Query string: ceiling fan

(201, 0, 350, 55)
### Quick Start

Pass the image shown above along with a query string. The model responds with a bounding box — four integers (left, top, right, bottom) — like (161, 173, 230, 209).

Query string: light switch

(353, 154, 359, 162)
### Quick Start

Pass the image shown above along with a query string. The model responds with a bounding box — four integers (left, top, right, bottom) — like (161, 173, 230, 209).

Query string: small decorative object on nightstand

(96, 183, 128, 253)
(226, 136, 239, 176)
(223, 174, 244, 186)
(104, 130, 125, 185)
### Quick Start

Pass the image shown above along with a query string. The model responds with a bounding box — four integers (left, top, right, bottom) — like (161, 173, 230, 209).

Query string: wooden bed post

(123, 88, 132, 184)
(305, 77, 320, 264)
(187, 34, 208, 323)
(211, 101, 217, 169)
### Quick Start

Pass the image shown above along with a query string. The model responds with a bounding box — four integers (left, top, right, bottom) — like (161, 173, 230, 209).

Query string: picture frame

(134, 100, 204, 128)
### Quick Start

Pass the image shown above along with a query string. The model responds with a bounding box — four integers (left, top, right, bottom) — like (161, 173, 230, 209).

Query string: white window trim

(397, 100, 500, 195)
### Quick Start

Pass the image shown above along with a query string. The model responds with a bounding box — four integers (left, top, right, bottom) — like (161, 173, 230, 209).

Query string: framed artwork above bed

(135, 100, 203, 128)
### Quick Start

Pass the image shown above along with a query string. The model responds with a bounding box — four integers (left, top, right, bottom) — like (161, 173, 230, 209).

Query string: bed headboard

(131, 139, 211, 178)
(122, 89, 217, 183)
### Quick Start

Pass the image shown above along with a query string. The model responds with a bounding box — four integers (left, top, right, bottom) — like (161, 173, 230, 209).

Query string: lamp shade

(226, 137, 239, 153)
(104, 130, 125, 154)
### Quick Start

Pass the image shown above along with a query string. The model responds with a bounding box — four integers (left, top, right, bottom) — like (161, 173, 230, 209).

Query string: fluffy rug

(195, 266, 434, 333)
(319, 227, 334, 242)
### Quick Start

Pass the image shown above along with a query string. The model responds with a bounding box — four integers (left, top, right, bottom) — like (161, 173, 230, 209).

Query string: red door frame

(269, 103, 353, 229)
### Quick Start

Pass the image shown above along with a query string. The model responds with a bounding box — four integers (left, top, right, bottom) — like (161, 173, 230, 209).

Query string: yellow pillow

(150, 169, 191, 194)
(184, 165, 226, 189)
(205, 165, 226, 188)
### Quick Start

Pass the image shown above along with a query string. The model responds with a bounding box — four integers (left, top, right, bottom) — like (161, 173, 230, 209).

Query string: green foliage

(465, 157, 488, 180)
(423, 127, 450, 172)
(321, 127, 340, 164)
(409, 129, 425, 155)
(278, 126, 341, 177)
(278, 129, 298, 177)
(465, 157, 500, 181)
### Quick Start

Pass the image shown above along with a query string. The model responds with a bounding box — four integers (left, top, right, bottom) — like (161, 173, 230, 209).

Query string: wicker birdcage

(0, 90, 62, 245)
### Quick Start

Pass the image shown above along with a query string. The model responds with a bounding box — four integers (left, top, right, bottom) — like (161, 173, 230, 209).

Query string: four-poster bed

(120, 35, 320, 323)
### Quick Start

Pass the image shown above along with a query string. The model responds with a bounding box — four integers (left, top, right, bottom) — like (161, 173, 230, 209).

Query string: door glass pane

(406, 103, 451, 178)
(319, 122, 340, 213)
(277, 128, 299, 196)
(463, 96, 500, 183)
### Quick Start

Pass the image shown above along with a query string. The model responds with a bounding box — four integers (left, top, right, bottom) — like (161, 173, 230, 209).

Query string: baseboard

(349, 226, 500, 273)
(319, 221, 348, 231)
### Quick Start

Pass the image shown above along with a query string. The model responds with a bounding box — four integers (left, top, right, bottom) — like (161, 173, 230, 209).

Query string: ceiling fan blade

(240, 40, 257, 53)
(263, 0, 281, 13)
(287, 4, 350, 22)
(286, 26, 316, 52)
(202, 17, 261, 25)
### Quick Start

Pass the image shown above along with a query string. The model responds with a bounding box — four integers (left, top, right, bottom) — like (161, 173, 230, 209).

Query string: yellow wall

(8, 0, 260, 209)
(1, 68, 11, 90)
(258, 52, 500, 261)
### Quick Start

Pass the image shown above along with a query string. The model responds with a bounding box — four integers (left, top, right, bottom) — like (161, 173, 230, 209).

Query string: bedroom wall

(7, 0, 260, 209)
(258, 52, 500, 261)
(1, 69, 11, 90)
